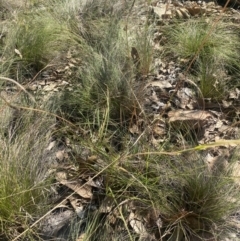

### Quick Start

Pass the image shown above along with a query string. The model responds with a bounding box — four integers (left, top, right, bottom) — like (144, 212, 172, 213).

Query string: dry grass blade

(0, 76, 35, 103)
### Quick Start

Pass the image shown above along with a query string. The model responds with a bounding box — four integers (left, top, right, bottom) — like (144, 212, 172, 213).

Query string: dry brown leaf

(129, 212, 146, 235)
(168, 109, 212, 120)
(86, 176, 103, 188)
(186, 6, 204, 16)
(56, 171, 93, 199)
(68, 196, 85, 217)
(56, 171, 67, 181)
(146, 80, 172, 89)
(43, 83, 58, 92)
(63, 181, 92, 199)
(153, 118, 166, 137)
(168, 110, 213, 130)
(174, 8, 190, 19)
(179, 8, 190, 18)
(153, 5, 168, 18)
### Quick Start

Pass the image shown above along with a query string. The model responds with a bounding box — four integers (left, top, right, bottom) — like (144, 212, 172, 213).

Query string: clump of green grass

(75, 144, 239, 240)
(196, 61, 226, 100)
(163, 19, 240, 99)
(164, 19, 239, 66)
(0, 1, 83, 80)
(128, 9, 155, 76)
(0, 99, 54, 240)
(130, 27, 154, 76)
(58, 18, 138, 138)
(160, 156, 239, 240)
(55, 1, 154, 144)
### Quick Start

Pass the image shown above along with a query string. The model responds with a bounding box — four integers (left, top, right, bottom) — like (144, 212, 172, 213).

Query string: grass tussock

(70, 144, 240, 240)
(163, 19, 240, 99)
(0, 1, 84, 80)
(0, 98, 54, 240)
(165, 20, 239, 66)
(161, 158, 239, 238)
(58, 18, 139, 134)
